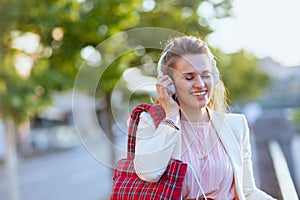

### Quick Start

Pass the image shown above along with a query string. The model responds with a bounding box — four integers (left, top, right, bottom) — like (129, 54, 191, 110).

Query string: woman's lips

(191, 90, 207, 100)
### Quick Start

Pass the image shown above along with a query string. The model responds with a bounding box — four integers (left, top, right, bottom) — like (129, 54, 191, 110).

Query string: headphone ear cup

(157, 51, 168, 77)
(168, 82, 176, 95)
(157, 51, 176, 95)
(212, 59, 219, 85)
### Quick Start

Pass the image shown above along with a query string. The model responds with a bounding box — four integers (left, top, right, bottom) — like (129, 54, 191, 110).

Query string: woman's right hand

(156, 75, 180, 120)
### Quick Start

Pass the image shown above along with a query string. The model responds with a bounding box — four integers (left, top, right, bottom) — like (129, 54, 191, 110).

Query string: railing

(268, 140, 298, 199)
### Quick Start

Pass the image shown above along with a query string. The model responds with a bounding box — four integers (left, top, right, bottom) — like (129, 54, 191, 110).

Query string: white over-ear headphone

(157, 51, 176, 95)
(207, 48, 220, 85)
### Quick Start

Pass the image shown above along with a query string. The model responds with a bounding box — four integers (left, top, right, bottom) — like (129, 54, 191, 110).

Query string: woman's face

(172, 53, 214, 111)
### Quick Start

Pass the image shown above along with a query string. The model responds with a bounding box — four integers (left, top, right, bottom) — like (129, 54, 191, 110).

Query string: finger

(156, 83, 167, 96)
(156, 81, 173, 93)
(157, 75, 170, 82)
(165, 78, 174, 86)
(156, 85, 173, 101)
(157, 78, 173, 87)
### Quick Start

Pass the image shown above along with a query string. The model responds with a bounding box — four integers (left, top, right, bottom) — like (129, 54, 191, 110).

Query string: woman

(133, 36, 276, 200)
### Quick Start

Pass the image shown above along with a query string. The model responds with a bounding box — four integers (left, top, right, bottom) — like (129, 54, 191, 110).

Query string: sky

(206, 0, 300, 67)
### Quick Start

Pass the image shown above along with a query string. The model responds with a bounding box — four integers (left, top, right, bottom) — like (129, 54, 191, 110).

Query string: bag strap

(127, 103, 166, 159)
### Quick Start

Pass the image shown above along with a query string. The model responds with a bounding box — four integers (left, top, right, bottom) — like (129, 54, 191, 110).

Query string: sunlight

(207, 0, 300, 66)
(13, 53, 33, 79)
(11, 32, 40, 54)
(80, 45, 102, 66)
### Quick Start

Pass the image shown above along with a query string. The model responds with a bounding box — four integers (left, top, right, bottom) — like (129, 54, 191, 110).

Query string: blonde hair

(159, 36, 228, 113)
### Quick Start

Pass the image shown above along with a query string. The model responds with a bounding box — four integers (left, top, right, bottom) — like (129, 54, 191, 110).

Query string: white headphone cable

(186, 160, 209, 200)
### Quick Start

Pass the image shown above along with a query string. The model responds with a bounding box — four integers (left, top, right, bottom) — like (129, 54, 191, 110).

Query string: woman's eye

(185, 76, 194, 80)
(201, 74, 211, 78)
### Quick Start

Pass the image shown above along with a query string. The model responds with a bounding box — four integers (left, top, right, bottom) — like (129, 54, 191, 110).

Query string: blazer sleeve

(133, 112, 181, 182)
(240, 115, 277, 200)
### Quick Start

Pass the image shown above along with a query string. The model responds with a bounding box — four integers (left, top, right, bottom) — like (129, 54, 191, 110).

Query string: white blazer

(133, 108, 276, 200)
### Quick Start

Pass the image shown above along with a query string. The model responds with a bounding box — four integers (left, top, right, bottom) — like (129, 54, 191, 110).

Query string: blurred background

(0, 0, 299, 199)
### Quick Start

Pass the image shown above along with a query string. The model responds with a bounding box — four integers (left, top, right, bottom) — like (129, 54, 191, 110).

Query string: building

(258, 57, 300, 108)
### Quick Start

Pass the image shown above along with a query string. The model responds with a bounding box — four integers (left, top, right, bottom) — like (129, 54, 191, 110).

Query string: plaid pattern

(110, 103, 187, 200)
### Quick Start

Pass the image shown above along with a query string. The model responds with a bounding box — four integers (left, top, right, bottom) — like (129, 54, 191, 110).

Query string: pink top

(180, 120, 235, 200)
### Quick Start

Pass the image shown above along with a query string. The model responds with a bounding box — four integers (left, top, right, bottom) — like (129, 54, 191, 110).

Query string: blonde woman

(133, 36, 276, 200)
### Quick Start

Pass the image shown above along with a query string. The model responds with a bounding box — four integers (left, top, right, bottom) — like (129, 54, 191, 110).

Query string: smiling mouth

(192, 91, 207, 96)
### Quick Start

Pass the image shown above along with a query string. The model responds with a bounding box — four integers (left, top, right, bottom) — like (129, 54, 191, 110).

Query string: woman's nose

(194, 75, 205, 87)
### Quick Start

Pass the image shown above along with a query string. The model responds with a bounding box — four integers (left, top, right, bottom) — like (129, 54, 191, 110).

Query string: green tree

(138, 0, 232, 33)
(0, 1, 141, 199)
(216, 49, 271, 104)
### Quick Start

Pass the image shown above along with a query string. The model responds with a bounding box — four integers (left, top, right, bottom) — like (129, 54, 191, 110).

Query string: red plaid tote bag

(110, 103, 187, 200)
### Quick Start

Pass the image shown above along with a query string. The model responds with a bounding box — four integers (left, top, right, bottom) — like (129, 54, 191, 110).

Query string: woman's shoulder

(224, 112, 246, 121)
(210, 109, 248, 136)
(224, 112, 249, 139)
(127, 111, 156, 128)
(134, 111, 156, 131)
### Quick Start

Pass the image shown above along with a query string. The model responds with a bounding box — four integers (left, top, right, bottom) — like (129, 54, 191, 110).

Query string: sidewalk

(0, 136, 115, 200)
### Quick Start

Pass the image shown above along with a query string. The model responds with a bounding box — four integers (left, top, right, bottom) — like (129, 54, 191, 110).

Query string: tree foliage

(0, 0, 270, 123)
(215, 49, 271, 104)
(0, 0, 141, 123)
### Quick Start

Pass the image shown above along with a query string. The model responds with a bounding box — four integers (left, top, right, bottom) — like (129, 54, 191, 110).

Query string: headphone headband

(157, 51, 169, 77)
(157, 48, 220, 85)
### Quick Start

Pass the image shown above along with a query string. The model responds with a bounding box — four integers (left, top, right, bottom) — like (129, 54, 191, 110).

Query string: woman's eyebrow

(201, 70, 212, 74)
(181, 70, 211, 75)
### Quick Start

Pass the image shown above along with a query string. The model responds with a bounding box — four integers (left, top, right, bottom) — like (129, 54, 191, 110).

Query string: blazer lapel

(208, 109, 244, 199)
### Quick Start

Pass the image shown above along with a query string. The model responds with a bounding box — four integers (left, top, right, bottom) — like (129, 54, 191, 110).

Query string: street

(0, 140, 113, 200)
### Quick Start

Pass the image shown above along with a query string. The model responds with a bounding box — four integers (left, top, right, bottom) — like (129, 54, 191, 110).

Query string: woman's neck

(180, 106, 209, 122)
